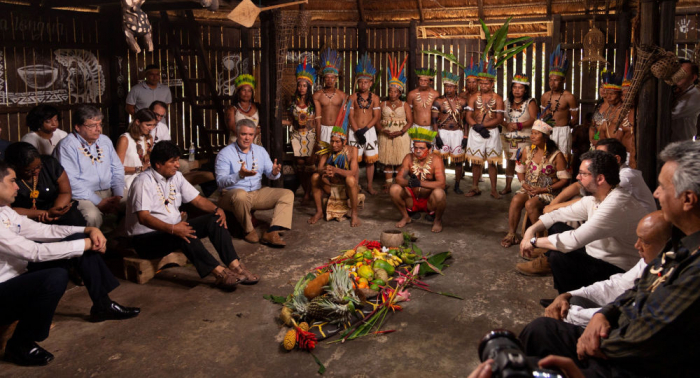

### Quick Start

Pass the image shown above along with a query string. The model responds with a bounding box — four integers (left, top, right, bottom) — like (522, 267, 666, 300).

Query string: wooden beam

(546, 0, 552, 17)
(657, 0, 675, 166)
(409, 20, 418, 91)
(142, 1, 205, 11)
(477, 0, 484, 20)
(615, 6, 631, 75)
(417, 0, 425, 23)
(637, 0, 659, 188)
(357, 0, 365, 23)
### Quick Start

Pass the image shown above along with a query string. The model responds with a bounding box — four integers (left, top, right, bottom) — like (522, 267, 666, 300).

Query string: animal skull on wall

(121, 0, 154, 54)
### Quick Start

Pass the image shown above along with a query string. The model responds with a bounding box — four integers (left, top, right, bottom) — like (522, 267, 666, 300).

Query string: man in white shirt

(518, 150, 649, 293)
(127, 141, 258, 291)
(0, 161, 139, 366)
(544, 138, 656, 214)
(148, 100, 171, 143)
(670, 60, 700, 142)
(125, 64, 172, 116)
(543, 210, 671, 326)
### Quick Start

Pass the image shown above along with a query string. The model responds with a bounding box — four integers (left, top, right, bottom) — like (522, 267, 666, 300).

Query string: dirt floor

(0, 173, 559, 378)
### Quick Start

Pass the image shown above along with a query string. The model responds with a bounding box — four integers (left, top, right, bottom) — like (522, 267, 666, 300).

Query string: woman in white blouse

(116, 109, 156, 193)
(21, 104, 68, 155)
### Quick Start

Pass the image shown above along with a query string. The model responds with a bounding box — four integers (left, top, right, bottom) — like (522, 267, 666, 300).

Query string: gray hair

(73, 105, 103, 127)
(659, 141, 700, 197)
(236, 119, 257, 135)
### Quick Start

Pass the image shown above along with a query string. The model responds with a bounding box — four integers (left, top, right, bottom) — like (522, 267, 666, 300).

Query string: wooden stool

(123, 251, 188, 284)
(0, 321, 18, 354)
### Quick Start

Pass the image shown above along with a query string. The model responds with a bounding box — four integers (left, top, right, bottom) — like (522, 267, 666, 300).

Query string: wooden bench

(123, 251, 189, 284)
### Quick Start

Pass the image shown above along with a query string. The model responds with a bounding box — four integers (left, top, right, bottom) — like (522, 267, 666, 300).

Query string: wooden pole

(358, 21, 368, 57)
(615, 7, 632, 75)
(657, 0, 676, 161)
(637, 0, 660, 188)
(260, 12, 283, 187)
(102, 4, 127, 142)
(409, 20, 418, 92)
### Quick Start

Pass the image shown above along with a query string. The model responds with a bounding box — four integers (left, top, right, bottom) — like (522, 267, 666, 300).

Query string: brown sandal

(500, 233, 521, 248)
(231, 262, 260, 285)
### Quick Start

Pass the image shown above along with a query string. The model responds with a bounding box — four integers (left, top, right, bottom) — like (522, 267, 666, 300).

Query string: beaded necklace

(74, 134, 102, 164)
(152, 172, 177, 213)
(547, 92, 563, 114)
(237, 101, 253, 114)
(21, 177, 39, 209)
(411, 154, 433, 181)
(356, 92, 373, 113)
(234, 143, 258, 171)
(415, 91, 434, 109)
(476, 93, 497, 119)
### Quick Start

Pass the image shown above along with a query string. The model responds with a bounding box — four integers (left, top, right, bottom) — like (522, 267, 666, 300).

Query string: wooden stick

(260, 0, 308, 11)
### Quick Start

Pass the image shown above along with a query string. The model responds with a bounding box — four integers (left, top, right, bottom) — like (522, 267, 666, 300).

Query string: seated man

(215, 119, 292, 247)
(54, 105, 125, 228)
(0, 161, 139, 366)
(307, 126, 361, 227)
(127, 141, 258, 291)
(518, 150, 649, 293)
(148, 100, 171, 143)
(544, 211, 670, 327)
(519, 140, 700, 377)
(544, 138, 656, 215)
(389, 127, 446, 233)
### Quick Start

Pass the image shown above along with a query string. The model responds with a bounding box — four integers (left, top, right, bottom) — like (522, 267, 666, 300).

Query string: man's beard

(579, 183, 594, 197)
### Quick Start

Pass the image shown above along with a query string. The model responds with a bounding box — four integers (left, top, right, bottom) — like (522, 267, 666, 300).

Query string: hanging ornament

(580, 19, 608, 70)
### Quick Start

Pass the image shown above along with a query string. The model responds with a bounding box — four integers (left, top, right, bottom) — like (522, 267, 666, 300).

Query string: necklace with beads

(323, 89, 336, 100)
(154, 180, 176, 212)
(237, 101, 253, 114)
(416, 91, 434, 109)
(234, 143, 258, 171)
(74, 134, 102, 164)
(356, 92, 373, 114)
(21, 177, 40, 209)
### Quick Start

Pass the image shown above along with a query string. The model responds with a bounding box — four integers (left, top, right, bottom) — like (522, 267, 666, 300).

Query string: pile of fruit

(336, 242, 419, 293)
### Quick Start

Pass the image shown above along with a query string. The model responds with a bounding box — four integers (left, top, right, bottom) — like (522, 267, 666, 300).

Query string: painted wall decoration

(0, 49, 105, 105)
(217, 54, 249, 96)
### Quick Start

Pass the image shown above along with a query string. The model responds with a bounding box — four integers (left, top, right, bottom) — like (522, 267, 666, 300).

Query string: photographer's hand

(576, 313, 610, 360)
(466, 360, 493, 378)
(545, 293, 572, 320)
(538, 356, 585, 378)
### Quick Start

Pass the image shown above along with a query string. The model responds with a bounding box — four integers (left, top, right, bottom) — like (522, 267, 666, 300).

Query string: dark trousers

(132, 214, 239, 278)
(27, 234, 120, 305)
(50, 201, 88, 227)
(0, 268, 68, 344)
(519, 317, 616, 377)
(546, 222, 625, 294)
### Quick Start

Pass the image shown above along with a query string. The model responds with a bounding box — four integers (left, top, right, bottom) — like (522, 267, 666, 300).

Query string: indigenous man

(54, 105, 125, 228)
(125, 64, 172, 116)
(389, 128, 446, 233)
(433, 71, 468, 194)
(406, 68, 440, 132)
(215, 119, 292, 247)
(313, 48, 348, 145)
(591, 70, 636, 167)
(540, 45, 579, 162)
(348, 53, 380, 195)
(465, 59, 504, 199)
(308, 126, 361, 227)
(459, 57, 479, 101)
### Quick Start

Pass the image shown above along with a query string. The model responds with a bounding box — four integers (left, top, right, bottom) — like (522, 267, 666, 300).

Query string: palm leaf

(421, 49, 465, 69)
(503, 36, 534, 47)
(492, 23, 511, 57)
(500, 40, 534, 64)
(479, 18, 491, 41)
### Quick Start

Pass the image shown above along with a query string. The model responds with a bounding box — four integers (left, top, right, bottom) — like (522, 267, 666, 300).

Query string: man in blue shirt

(54, 106, 125, 228)
(125, 64, 172, 116)
(215, 119, 292, 247)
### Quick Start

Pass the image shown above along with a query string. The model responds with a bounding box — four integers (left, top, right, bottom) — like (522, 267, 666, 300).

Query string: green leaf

(311, 353, 326, 374)
(437, 291, 464, 300)
(479, 18, 490, 40)
(263, 294, 287, 304)
(411, 243, 423, 256)
(492, 26, 510, 58)
(421, 49, 465, 69)
(503, 36, 533, 47)
(418, 251, 451, 276)
(500, 40, 534, 65)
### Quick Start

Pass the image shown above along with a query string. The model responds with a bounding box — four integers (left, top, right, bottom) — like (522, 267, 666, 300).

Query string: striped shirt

(598, 230, 700, 377)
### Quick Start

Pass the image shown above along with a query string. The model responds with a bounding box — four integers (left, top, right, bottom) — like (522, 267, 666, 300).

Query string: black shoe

(90, 301, 141, 322)
(408, 211, 421, 220)
(454, 186, 464, 194)
(4, 340, 54, 366)
(425, 213, 435, 222)
(539, 298, 554, 308)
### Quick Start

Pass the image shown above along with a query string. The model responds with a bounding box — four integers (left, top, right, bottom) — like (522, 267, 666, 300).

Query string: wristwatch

(530, 236, 537, 247)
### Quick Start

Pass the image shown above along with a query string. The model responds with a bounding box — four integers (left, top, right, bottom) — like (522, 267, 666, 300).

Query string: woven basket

(297, 10, 312, 37)
(651, 52, 681, 80)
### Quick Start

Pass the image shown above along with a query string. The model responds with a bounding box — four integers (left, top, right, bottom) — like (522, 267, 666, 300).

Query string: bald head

(635, 211, 672, 264)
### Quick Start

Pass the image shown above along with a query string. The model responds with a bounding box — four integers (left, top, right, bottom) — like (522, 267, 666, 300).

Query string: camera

(478, 329, 564, 378)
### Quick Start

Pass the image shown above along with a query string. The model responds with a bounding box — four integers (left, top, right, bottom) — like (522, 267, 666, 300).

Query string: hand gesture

(172, 221, 197, 243)
(507, 122, 518, 132)
(86, 227, 107, 253)
(48, 203, 72, 219)
(214, 207, 227, 229)
(324, 164, 336, 178)
(238, 162, 257, 178)
(519, 232, 535, 258)
(545, 293, 572, 320)
(271, 159, 282, 176)
(576, 313, 610, 360)
(37, 211, 57, 223)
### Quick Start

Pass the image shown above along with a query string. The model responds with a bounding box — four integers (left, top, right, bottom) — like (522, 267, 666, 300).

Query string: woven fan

(228, 0, 308, 28)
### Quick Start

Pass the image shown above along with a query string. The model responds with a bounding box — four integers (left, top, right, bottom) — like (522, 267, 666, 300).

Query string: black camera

(478, 330, 564, 378)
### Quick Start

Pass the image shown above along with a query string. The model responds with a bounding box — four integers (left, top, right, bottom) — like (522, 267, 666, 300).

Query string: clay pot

(380, 230, 404, 248)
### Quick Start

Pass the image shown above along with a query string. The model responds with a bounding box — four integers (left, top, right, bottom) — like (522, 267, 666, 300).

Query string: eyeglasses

(82, 122, 103, 130)
(578, 171, 593, 177)
(154, 113, 166, 119)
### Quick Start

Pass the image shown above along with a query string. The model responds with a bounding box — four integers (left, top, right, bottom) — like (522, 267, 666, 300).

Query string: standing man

(215, 119, 293, 247)
(540, 45, 579, 162)
(54, 106, 125, 228)
(348, 53, 380, 195)
(0, 161, 139, 366)
(313, 48, 348, 145)
(406, 68, 440, 131)
(459, 57, 479, 101)
(148, 100, 171, 143)
(465, 60, 504, 199)
(670, 59, 700, 142)
(433, 71, 468, 194)
(389, 127, 446, 233)
(307, 126, 361, 227)
(125, 64, 172, 116)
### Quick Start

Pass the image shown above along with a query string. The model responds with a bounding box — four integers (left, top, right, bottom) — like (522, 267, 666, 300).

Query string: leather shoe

(539, 298, 554, 308)
(244, 230, 259, 243)
(515, 255, 552, 276)
(4, 340, 54, 366)
(90, 301, 140, 322)
(261, 231, 286, 247)
(212, 268, 241, 291)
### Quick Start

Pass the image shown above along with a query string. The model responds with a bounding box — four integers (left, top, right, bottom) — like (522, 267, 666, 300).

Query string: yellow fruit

(280, 307, 293, 326)
(299, 322, 310, 332)
(358, 277, 369, 286)
(283, 329, 297, 350)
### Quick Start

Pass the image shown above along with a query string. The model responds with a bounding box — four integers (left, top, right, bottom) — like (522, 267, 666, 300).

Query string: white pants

(320, 125, 334, 144)
(437, 129, 466, 162)
(552, 126, 572, 157)
(348, 127, 379, 163)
